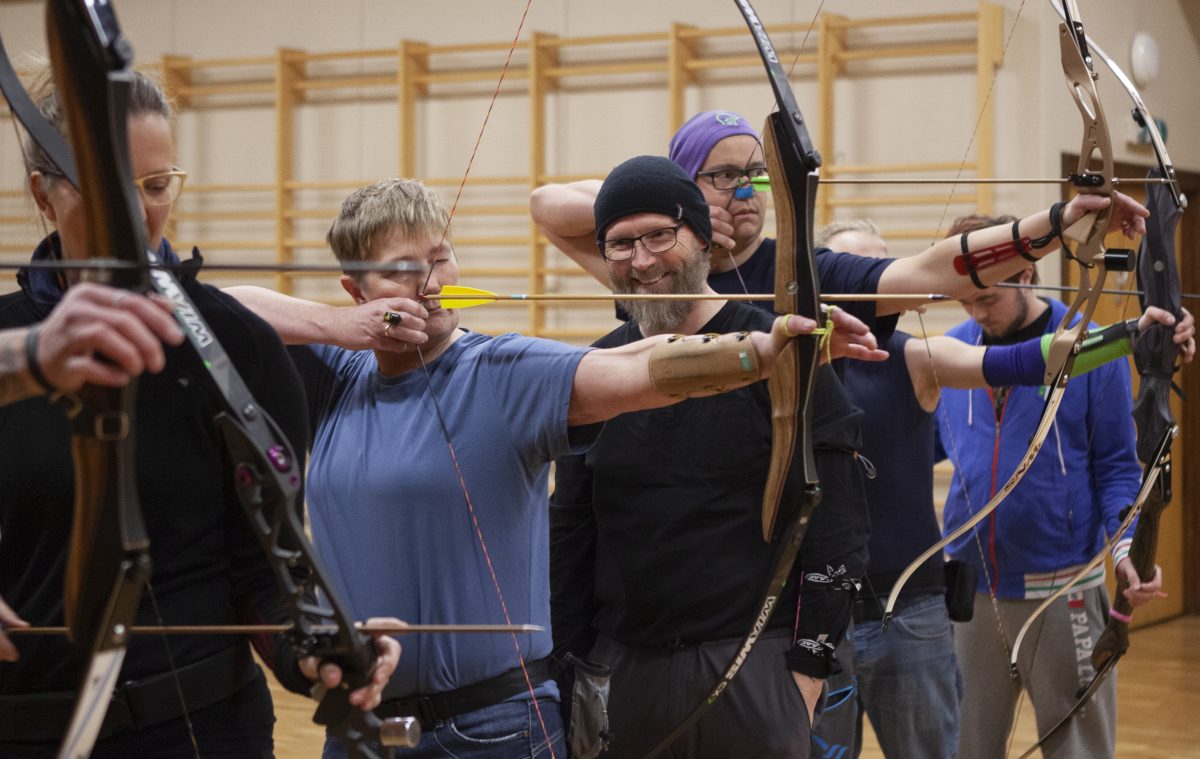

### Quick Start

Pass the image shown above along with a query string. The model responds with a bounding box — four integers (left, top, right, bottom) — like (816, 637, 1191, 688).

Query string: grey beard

(613, 253, 710, 335)
(618, 297, 696, 335)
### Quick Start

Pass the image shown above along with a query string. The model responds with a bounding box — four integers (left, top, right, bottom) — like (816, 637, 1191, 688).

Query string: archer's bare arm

(903, 305, 1193, 413)
(877, 192, 1149, 316)
(530, 180, 610, 286)
(225, 286, 428, 350)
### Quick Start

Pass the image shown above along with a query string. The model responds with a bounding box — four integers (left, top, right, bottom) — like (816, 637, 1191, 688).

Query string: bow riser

(1042, 13, 1117, 384)
(46, 0, 150, 671)
(737, 0, 822, 543)
(42, 2, 157, 755)
(761, 115, 821, 540)
(640, 5, 825, 754)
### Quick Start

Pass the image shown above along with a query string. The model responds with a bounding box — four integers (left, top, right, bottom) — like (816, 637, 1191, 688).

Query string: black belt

(375, 658, 553, 731)
(0, 643, 258, 743)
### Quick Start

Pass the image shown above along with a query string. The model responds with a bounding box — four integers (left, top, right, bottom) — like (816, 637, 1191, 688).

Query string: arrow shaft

(438, 292, 947, 303)
(6, 622, 543, 636)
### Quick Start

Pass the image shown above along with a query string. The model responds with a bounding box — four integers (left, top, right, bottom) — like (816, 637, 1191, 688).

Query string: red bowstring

(425, 0, 535, 269)
(417, 362, 556, 754)
(417, 0, 556, 754)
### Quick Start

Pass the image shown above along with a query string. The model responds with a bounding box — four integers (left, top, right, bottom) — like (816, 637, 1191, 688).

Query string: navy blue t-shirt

(708, 238, 899, 342)
(840, 331, 945, 599)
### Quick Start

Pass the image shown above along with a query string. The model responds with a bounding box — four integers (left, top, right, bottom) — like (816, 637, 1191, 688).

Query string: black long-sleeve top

(0, 243, 312, 699)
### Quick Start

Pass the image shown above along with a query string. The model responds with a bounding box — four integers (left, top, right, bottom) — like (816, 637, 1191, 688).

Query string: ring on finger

(112, 291, 129, 308)
(384, 322, 392, 337)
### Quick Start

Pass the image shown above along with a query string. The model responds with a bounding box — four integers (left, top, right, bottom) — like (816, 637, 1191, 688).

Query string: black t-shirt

(552, 302, 865, 651)
(0, 257, 311, 699)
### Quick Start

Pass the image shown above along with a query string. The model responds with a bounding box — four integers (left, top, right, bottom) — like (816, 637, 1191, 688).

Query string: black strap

(0, 643, 258, 743)
(24, 326, 55, 395)
(1029, 201, 1068, 251)
(375, 657, 554, 730)
(959, 232, 986, 290)
(1011, 220, 1039, 262)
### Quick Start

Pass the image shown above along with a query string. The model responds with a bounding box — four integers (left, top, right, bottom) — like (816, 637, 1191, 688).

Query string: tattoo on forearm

(0, 331, 36, 405)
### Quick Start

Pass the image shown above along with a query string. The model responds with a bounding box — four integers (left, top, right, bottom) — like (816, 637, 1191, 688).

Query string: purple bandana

(668, 110, 759, 179)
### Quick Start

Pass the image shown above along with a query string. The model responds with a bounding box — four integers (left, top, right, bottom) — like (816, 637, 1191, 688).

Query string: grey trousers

(955, 586, 1116, 759)
(590, 628, 815, 759)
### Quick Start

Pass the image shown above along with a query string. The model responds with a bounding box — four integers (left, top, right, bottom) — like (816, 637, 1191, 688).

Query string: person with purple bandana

(532, 109, 1146, 334)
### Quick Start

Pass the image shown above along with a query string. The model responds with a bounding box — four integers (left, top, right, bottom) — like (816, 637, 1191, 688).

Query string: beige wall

(2, 0, 1198, 323)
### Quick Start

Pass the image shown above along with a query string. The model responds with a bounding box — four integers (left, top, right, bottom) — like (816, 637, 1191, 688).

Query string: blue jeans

(322, 698, 565, 759)
(852, 593, 962, 759)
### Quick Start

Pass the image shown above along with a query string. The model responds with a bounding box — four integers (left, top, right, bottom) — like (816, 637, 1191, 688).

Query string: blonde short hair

(327, 178, 449, 278)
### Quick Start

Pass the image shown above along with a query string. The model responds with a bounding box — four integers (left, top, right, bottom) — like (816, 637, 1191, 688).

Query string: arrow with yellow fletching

(433, 284, 949, 310)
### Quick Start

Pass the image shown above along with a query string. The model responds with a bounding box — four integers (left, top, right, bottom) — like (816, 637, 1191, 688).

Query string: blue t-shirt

(291, 332, 591, 697)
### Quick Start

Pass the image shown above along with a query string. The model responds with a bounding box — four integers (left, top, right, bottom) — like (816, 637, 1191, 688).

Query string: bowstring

(145, 579, 202, 759)
(905, 2, 1030, 752)
(415, 0, 557, 754)
(927, 0, 1029, 245)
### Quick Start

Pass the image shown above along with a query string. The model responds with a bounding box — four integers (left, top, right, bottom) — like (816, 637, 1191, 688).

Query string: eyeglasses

(695, 166, 768, 190)
(133, 169, 188, 206)
(37, 168, 188, 206)
(600, 224, 684, 261)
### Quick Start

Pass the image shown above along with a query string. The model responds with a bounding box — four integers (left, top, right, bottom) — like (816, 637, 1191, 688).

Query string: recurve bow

(883, 0, 1120, 626)
(642, 2, 823, 755)
(7, 3, 415, 756)
(1011, 9, 1187, 752)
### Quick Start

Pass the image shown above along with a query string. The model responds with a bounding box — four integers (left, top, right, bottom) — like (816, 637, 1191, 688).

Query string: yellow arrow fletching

(438, 285, 507, 309)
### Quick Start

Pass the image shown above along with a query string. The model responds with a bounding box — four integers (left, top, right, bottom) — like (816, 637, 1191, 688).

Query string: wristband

(24, 326, 56, 395)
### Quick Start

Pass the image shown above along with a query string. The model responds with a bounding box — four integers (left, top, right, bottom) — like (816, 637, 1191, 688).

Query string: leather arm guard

(648, 331, 761, 398)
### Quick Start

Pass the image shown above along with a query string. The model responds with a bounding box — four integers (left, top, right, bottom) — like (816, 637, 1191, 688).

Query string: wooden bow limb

(640, 4, 824, 756)
(1006, 425, 1176, 673)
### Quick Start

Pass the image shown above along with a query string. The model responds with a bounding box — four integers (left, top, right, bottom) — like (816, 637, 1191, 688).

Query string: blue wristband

(982, 338, 1046, 387)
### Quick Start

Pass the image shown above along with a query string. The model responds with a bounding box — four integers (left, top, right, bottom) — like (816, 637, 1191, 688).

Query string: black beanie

(594, 155, 712, 249)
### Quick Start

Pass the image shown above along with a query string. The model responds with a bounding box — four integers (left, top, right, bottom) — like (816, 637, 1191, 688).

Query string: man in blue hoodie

(937, 215, 1166, 759)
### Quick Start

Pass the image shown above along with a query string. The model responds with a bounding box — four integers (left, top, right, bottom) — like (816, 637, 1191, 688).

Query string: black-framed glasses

(600, 224, 683, 261)
(133, 169, 188, 206)
(696, 166, 769, 190)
